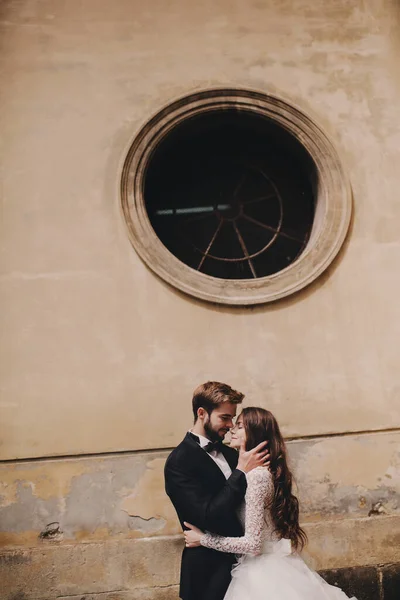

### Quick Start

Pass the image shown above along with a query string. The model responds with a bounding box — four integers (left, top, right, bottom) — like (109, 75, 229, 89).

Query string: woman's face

(230, 414, 246, 449)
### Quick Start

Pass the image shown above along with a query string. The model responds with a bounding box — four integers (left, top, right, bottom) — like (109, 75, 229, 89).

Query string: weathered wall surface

(1, 432, 400, 597)
(1, 432, 399, 548)
(1, 0, 400, 598)
(1, 0, 400, 459)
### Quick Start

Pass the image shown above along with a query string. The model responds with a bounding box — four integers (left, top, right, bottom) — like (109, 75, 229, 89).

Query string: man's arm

(165, 460, 246, 534)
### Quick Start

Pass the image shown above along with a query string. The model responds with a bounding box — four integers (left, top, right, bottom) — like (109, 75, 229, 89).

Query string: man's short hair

(192, 381, 244, 421)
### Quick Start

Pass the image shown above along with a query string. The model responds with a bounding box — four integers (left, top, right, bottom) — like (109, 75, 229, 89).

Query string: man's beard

(204, 419, 225, 442)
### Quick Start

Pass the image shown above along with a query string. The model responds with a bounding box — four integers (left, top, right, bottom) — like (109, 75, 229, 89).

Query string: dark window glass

(144, 110, 316, 279)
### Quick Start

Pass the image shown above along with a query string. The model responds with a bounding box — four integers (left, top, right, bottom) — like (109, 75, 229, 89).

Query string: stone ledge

(55, 587, 180, 600)
(303, 514, 400, 570)
(0, 536, 182, 599)
(3, 565, 400, 600)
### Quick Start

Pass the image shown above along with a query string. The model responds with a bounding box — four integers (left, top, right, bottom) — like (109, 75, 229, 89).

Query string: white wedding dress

(201, 467, 357, 600)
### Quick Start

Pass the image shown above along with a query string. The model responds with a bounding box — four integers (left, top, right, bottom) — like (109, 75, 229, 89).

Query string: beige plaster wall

(0, 0, 400, 460)
(1, 0, 400, 597)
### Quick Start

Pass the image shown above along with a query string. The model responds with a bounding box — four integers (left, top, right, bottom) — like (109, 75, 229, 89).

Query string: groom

(164, 381, 269, 600)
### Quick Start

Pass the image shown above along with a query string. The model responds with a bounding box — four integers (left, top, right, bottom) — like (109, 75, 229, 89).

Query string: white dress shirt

(190, 431, 232, 480)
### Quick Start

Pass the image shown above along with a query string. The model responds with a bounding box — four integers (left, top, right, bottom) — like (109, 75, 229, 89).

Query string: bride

(184, 407, 356, 600)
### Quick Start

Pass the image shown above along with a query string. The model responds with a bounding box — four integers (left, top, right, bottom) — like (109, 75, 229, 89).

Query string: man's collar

(188, 430, 212, 449)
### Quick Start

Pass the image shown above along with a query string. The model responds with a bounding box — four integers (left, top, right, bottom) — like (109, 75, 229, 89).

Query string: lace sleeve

(200, 467, 274, 555)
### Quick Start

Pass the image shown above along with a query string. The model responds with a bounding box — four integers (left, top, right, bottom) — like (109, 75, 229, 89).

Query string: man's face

(203, 402, 238, 442)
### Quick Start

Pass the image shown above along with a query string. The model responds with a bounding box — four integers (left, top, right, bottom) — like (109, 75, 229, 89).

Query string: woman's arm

(200, 467, 274, 555)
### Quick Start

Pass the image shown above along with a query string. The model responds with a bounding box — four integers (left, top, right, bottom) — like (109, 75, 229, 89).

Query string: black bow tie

(204, 440, 224, 453)
(189, 433, 223, 454)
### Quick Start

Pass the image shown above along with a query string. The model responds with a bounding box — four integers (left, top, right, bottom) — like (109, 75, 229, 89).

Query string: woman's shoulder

(246, 466, 273, 484)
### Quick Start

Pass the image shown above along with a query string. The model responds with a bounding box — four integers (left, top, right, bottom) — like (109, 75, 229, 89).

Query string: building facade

(1, 0, 400, 598)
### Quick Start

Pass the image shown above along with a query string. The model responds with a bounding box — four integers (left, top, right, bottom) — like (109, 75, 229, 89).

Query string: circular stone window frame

(121, 89, 352, 305)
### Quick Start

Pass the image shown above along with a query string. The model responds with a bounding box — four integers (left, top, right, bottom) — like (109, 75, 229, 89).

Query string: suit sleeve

(164, 455, 247, 534)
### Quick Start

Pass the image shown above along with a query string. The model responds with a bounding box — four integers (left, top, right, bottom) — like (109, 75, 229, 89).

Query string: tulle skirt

(224, 539, 357, 600)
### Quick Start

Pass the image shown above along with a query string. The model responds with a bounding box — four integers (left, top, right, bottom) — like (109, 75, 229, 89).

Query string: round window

(121, 89, 351, 305)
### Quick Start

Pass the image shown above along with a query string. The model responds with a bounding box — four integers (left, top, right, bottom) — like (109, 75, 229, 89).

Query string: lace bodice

(201, 467, 279, 555)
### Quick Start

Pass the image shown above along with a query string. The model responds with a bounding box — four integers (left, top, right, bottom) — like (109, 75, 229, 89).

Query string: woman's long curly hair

(241, 407, 307, 551)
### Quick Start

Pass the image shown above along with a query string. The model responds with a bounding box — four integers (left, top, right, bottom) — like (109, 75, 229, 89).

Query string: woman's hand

(183, 521, 204, 547)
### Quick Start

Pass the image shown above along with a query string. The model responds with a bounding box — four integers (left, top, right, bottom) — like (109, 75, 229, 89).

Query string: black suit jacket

(164, 433, 247, 600)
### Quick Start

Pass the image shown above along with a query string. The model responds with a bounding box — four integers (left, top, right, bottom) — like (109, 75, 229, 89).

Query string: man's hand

(237, 440, 270, 474)
(183, 522, 204, 547)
